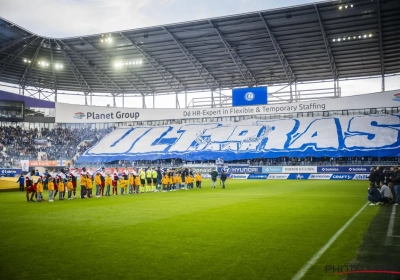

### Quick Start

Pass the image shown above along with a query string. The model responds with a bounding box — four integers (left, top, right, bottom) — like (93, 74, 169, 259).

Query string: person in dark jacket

(220, 171, 227, 189)
(375, 167, 384, 186)
(16, 173, 24, 192)
(392, 166, 400, 206)
(210, 170, 218, 188)
(368, 167, 377, 184)
(367, 182, 381, 205)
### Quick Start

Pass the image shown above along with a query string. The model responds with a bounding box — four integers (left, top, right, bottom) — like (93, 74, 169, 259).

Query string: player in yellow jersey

(105, 173, 112, 196)
(145, 167, 152, 193)
(67, 178, 74, 200)
(80, 172, 87, 199)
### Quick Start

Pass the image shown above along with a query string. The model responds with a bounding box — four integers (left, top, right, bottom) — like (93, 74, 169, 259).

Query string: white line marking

(387, 205, 397, 237)
(291, 202, 369, 280)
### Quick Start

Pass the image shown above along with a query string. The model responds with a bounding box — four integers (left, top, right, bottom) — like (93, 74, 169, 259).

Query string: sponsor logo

(267, 174, 289, 179)
(322, 167, 339, 172)
(393, 93, 400, 102)
(262, 166, 283, 173)
(353, 174, 369, 180)
(0, 169, 21, 175)
(282, 166, 317, 173)
(331, 174, 354, 180)
(247, 174, 269, 179)
(229, 174, 249, 179)
(73, 112, 85, 119)
(309, 174, 332, 179)
(244, 92, 255, 101)
(296, 174, 304, 179)
(221, 167, 261, 173)
(190, 167, 215, 174)
(348, 167, 369, 172)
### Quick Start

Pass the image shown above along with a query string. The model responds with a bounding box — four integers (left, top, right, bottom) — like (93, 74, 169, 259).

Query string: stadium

(0, 0, 400, 279)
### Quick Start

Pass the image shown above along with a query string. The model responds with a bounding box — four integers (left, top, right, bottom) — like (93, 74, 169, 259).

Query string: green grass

(0, 180, 378, 280)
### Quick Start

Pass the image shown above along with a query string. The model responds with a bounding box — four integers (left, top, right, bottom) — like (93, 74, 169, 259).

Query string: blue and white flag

(232, 87, 267, 107)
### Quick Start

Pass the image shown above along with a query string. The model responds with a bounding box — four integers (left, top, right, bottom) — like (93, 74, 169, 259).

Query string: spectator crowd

(0, 126, 112, 168)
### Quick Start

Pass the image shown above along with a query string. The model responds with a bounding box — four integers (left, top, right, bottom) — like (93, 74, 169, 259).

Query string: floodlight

(101, 39, 104, 43)
(337, 38, 341, 42)
(46, 63, 49, 66)
(339, 6, 343, 9)
(60, 65, 63, 68)
(347, 36, 351, 40)
(333, 39, 336, 42)
(358, 35, 361, 39)
(345, 5, 348, 8)
(139, 60, 142, 64)
(23, 59, 27, 62)
(353, 36, 356, 39)
(363, 34, 367, 38)
(38, 61, 41, 65)
(28, 60, 31, 63)
(369, 34, 372, 37)
(343, 37, 346, 41)
(351, 4, 353, 7)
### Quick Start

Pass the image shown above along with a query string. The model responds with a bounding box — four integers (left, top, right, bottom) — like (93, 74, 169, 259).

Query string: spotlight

(353, 36, 356, 39)
(347, 36, 351, 40)
(28, 60, 31, 63)
(38, 61, 41, 65)
(23, 59, 27, 63)
(345, 5, 348, 8)
(358, 35, 361, 39)
(333, 39, 336, 42)
(338, 38, 341, 42)
(60, 65, 63, 68)
(351, 4, 353, 7)
(369, 34, 372, 37)
(339, 6, 343, 9)
(46, 63, 49, 66)
(363, 34, 367, 38)
(101, 39, 104, 43)
(343, 37, 346, 41)
(139, 60, 142, 64)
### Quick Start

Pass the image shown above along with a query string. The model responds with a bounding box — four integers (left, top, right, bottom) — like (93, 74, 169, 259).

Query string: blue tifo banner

(232, 87, 267, 107)
(77, 114, 400, 163)
(227, 173, 369, 180)
(317, 166, 371, 173)
(0, 168, 22, 177)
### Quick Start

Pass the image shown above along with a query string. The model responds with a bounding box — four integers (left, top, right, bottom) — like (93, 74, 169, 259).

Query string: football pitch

(0, 180, 379, 280)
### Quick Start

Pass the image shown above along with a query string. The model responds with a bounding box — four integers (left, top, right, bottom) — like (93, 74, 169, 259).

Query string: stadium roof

(0, 0, 399, 99)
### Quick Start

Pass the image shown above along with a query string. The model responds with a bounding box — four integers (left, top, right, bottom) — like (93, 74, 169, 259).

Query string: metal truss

(55, 40, 92, 104)
(80, 37, 154, 97)
(259, 13, 296, 87)
(23, 74, 56, 101)
(0, 34, 34, 53)
(0, 36, 39, 75)
(209, 20, 257, 87)
(49, 39, 58, 100)
(20, 38, 45, 91)
(377, 1, 385, 91)
(120, 32, 186, 93)
(59, 40, 124, 97)
(163, 27, 220, 91)
(314, 6, 338, 83)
